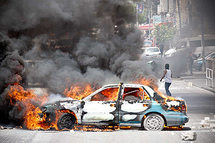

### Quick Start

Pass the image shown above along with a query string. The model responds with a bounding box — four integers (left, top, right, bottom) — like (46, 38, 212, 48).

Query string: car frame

(41, 83, 188, 131)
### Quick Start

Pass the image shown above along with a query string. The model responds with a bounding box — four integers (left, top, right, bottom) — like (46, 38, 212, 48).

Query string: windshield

(146, 47, 159, 53)
(144, 41, 152, 47)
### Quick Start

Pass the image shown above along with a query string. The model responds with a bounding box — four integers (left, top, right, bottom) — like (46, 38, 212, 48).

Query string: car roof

(82, 83, 156, 101)
(101, 84, 155, 97)
(102, 83, 150, 89)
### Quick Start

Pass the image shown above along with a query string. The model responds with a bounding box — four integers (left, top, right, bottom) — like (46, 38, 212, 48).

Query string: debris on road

(0, 126, 8, 130)
(200, 116, 215, 129)
(210, 124, 215, 129)
(0, 126, 5, 130)
(187, 82, 193, 87)
(181, 131, 197, 141)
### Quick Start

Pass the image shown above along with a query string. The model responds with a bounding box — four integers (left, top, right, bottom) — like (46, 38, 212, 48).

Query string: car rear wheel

(57, 113, 76, 130)
(143, 113, 164, 131)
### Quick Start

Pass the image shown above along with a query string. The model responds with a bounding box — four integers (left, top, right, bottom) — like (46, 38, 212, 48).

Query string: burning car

(40, 83, 188, 131)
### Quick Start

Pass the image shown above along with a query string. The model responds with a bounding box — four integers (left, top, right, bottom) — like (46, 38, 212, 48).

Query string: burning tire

(57, 113, 76, 130)
(143, 113, 164, 131)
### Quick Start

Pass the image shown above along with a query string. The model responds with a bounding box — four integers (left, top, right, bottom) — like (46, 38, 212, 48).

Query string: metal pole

(201, 1, 206, 72)
(136, 3, 139, 26)
(148, 0, 151, 39)
(176, 0, 181, 35)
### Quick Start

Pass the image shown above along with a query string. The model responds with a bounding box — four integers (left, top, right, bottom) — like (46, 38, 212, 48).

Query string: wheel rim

(145, 115, 163, 130)
(59, 115, 74, 129)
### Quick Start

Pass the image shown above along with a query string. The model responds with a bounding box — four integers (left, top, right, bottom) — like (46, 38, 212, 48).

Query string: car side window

(90, 87, 119, 101)
(122, 87, 144, 101)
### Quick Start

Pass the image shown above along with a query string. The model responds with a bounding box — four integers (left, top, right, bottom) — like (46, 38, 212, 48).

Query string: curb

(199, 86, 215, 94)
(179, 77, 215, 93)
(191, 83, 215, 94)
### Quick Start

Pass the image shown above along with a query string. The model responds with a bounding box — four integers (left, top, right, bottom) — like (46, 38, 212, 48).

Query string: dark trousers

(165, 82, 172, 96)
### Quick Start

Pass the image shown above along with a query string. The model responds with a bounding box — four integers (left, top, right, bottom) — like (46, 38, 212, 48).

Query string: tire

(57, 113, 76, 130)
(143, 113, 164, 131)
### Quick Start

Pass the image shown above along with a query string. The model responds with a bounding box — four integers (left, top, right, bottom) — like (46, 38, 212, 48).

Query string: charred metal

(40, 83, 189, 131)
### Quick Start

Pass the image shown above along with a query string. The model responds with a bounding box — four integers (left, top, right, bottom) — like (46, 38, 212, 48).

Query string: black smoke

(0, 34, 26, 123)
(0, 0, 158, 124)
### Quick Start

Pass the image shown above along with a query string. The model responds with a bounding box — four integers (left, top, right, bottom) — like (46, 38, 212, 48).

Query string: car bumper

(166, 114, 189, 126)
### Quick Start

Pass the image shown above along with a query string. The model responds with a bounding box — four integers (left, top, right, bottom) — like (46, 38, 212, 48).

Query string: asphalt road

(0, 79, 215, 143)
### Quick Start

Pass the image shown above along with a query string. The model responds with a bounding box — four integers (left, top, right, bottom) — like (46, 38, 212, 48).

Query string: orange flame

(134, 77, 184, 112)
(7, 77, 184, 131)
(64, 84, 95, 100)
(7, 85, 51, 130)
(91, 87, 119, 101)
(7, 85, 76, 130)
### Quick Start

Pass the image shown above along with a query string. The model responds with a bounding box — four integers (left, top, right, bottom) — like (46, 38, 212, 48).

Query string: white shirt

(164, 69, 172, 83)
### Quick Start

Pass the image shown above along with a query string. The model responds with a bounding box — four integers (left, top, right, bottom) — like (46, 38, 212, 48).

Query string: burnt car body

(41, 83, 188, 131)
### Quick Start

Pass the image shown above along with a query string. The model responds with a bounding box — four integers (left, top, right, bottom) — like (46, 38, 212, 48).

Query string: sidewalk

(180, 71, 215, 93)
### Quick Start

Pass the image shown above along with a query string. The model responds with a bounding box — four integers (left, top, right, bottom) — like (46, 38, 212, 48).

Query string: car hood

(43, 99, 81, 110)
(165, 49, 176, 55)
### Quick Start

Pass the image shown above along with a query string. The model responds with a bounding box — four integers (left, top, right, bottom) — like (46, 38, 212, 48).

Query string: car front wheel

(57, 113, 76, 130)
(143, 113, 164, 131)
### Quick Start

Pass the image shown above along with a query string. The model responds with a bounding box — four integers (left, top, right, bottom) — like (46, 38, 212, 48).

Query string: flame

(134, 77, 184, 112)
(134, 78, 158, 90)
(7, 85, 76, 130)
(73, 125, 131, 132)
(24, 107, 49, 130)
(7, 85, 51, 130)
(64, 83, 119, 101)
(91, 87, 119, 101)
(164, 126, 183, 130)
(64, 84, 95, 100)
(7, 77, 185, 131)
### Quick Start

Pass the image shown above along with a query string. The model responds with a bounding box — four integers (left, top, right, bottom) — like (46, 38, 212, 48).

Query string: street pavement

(1, 128, 215, 143)
(159, 78, 215, 131)
(179, 71, 215, 93)
(0, 77, 215, 143)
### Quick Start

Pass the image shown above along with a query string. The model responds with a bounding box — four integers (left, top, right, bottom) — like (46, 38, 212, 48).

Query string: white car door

(119, 86, 151, 124)
(81, 86, 119, 124)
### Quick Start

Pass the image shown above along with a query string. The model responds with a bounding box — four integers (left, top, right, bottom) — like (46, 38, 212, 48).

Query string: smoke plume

(0, 0, 160, 125)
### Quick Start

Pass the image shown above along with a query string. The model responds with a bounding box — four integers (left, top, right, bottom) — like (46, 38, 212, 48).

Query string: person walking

(160, 64, 172, 96)
(188, 51, 198, 75)
(160, 44, 164, 57)
(188, 52, 194, 75)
